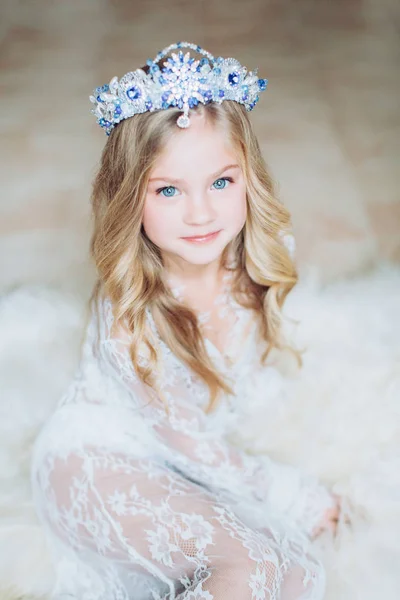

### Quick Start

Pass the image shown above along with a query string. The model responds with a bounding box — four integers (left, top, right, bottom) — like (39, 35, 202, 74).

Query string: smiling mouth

(181, 230, 221, 242)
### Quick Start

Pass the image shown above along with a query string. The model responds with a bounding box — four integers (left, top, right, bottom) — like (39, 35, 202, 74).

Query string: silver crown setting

(90, 42, 268, 136)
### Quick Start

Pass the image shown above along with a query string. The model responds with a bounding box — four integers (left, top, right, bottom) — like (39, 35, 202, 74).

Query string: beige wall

(1, 0, 399, 293)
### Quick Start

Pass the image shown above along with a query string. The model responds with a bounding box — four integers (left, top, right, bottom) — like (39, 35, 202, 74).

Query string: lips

(181, 230, 221, 241)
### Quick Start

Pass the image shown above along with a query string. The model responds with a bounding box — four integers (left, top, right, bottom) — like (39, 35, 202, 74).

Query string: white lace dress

(31, 273, 335, 600)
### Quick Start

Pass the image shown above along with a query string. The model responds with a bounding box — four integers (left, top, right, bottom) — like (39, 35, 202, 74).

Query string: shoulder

(89, 291, 160, 379)
(87, 291, 133, 347)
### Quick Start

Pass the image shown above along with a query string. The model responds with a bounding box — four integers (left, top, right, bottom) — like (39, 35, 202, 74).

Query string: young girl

(31, 42, 341, 600)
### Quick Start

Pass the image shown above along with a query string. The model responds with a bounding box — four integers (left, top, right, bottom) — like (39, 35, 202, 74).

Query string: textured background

(1, 0, 399, 295)
(0, 1, 399, 599)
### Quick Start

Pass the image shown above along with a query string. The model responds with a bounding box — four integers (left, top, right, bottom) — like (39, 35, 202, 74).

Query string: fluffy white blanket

(0, 266, 399, 599)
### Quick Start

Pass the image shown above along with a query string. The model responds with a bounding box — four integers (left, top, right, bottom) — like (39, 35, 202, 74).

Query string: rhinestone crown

(90, 42, 268, 136)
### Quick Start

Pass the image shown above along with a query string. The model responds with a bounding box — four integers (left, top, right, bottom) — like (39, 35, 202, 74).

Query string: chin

(164, 231, 236, 266)
(176, 240, 228, 265)
(179, 250, 224, 266)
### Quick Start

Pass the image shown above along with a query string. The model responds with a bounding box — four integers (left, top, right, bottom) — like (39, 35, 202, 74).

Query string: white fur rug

(0, 266, 399, 599)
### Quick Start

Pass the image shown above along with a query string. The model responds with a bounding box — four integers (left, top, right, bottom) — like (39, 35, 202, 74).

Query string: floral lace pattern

(31, 277, 334, 600)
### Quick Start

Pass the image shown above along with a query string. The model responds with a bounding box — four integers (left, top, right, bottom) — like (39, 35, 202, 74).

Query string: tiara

(89, 41, 268, 136)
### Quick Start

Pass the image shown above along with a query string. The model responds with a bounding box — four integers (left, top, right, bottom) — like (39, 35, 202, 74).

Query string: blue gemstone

(214, 67, 221, 75)
(127, 86, 141, 100)
(104, 120, 111, 127)
(197, 45, 201, 52)
(103, 84, 109, 92)
(218, 89, 225, 98)
(177, 41, 182, 48)
(188, 98, 195, 108)
(162, 101, 169, 109)
(96, 95, 103, 103)
(228, 72, 240, 86)
(99, 118, 105, 125)
(145, 99, 153, 109)
(258, 78, 268, 91)
(159, 75, 166, 84)
(162, 92, 170, 102)
(242, 93, 248, 101)
(114, 106, 122, 115)
(199, 57, 208, 66)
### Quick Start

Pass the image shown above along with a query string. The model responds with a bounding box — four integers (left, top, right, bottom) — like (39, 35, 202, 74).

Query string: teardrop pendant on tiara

(177, 114, 190, 128)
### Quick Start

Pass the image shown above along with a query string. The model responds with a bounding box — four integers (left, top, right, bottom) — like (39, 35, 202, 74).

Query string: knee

(280, 562, 326, 600)
(208, 555, 279, 598)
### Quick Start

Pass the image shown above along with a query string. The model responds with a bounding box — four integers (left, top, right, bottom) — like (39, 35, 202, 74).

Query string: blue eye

(212, 177, 232, 190)
(156, 177, 233, 197)
(158, 186, 178, 198)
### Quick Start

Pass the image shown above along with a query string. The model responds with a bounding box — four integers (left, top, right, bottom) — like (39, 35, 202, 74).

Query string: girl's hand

(312, 493, 341, 539)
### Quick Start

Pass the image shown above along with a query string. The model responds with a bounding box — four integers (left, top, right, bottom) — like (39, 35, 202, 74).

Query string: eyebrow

(149, 163, 240, 185)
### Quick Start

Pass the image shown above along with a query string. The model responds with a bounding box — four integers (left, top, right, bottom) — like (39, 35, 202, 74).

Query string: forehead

(150, 113, 239, 179)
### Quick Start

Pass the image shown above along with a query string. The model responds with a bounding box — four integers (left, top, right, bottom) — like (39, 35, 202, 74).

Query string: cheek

(142, 198, 179, 245)
(142, 201, 161, 241)
(222, 185, 247, 227)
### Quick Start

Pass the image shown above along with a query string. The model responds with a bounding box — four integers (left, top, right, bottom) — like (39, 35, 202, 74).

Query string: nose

(182, 192, 217, 227)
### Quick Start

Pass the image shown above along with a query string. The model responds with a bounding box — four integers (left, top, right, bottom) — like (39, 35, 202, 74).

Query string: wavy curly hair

(90, 100, 298, 412)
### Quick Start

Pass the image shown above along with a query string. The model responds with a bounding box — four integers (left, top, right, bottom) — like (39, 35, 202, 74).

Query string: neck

(163, 255, 224, 290)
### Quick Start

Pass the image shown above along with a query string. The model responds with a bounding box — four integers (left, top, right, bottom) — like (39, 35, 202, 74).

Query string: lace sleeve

(95, 295, 335, 539)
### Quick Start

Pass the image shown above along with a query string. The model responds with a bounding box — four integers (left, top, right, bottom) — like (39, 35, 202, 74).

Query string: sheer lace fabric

(31, 273, 334, 599)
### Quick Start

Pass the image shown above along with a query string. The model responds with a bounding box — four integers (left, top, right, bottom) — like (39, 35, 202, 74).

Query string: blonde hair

(90, 100, 299, 412)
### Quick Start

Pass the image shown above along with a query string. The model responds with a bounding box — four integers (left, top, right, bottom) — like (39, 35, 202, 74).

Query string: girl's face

(143, 112, 247, 271)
